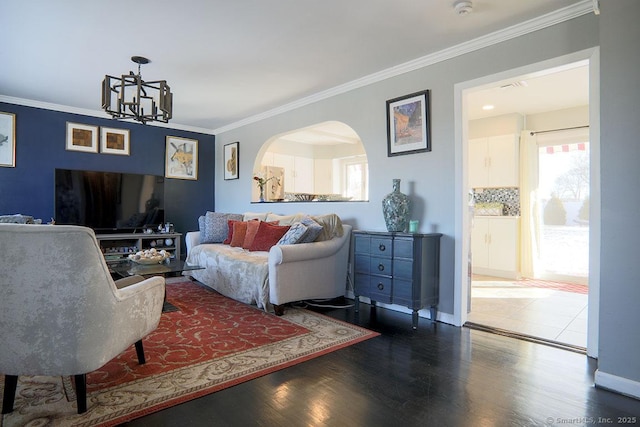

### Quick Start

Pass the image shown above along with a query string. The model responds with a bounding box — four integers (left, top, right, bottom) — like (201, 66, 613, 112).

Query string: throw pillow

(243, 212, 269, 221)
(223, 219, 240, 244)
(198, 215, 205, 235)
(310, 214, 343, 242)
(297, 216, 324, 243)
(224, 218, 274, 245)
(242, 219, 262, 249)
(265, 213, 304, 226)
(230, 221, 249, 247)
(249, 222, 291, 252)
(201, 212, 242, 244)
(277, 222, 308, 245)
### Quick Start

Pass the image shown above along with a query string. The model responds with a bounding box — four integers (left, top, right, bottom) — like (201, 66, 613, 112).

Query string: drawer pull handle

(378, 244, 386, 251)
(377, 264, 385, 271)
(377, 283, 384, 290)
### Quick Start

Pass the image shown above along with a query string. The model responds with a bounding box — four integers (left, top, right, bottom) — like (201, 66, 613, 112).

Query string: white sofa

(184, 212, 351, 315)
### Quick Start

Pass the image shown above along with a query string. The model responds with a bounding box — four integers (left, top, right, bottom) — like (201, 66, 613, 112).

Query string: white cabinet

(471, 216, 519, 278)
(269, 153, 314, 193)
(272, 153, 295, 193)
(314, 158, 333, 194)
(294, 157, 314, 193)
(469, 134, 519, 188)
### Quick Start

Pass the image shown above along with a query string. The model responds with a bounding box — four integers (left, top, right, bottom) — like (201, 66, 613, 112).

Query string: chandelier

(101, 56, 172, 124)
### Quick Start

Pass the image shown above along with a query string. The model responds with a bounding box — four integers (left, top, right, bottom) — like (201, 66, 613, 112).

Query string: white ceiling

(466, 63, 589, 121)
(0, 0, 591, 133)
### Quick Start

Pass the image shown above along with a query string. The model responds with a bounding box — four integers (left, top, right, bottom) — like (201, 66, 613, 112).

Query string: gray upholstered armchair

(0, 224, 165, 414)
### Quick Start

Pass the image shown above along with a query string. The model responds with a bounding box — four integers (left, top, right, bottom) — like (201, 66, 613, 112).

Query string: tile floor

(467, 277, 588, 348)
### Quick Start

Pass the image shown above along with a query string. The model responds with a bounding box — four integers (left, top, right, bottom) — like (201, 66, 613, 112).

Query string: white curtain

(519, 131, 540, 278)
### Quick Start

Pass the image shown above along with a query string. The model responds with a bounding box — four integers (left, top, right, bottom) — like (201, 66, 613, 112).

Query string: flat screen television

(54, 168, 165, 233)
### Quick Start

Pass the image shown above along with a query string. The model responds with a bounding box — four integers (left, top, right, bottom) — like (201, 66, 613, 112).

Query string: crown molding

(0, 95, 215, 135)
(212, 0, 594, 135)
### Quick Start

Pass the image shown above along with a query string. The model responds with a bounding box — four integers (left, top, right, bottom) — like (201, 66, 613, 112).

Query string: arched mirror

(253, 121, 368, 202)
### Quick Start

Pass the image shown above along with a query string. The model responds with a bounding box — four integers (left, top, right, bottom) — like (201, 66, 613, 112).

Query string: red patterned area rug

(0, 281, 378, 427)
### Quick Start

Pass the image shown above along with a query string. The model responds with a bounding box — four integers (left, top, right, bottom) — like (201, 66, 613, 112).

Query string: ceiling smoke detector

(454, 0, 473, 15)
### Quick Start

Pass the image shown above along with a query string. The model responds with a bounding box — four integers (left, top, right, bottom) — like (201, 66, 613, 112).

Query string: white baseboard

(350, 296, 456, 326)
(595, 369, 640, 400)
(437, 311, 456, 325)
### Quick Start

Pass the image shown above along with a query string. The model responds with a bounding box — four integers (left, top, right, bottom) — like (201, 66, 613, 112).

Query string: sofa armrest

(268, 225, 352, 306)
(269, 236, 345, 264)
(185, 231, 201, 255)
(269, 225, 351, 264)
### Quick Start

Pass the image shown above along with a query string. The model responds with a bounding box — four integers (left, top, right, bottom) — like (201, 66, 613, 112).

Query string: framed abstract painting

(66, 122, 99, 153)
(223, 141, 239, 180)
(100, 127, 130, 155)
(166, 136, 198, 180)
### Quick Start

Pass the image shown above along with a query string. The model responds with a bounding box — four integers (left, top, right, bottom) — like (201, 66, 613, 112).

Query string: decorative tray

(128, 256, 165, 264)
(128, 249, 170, 264)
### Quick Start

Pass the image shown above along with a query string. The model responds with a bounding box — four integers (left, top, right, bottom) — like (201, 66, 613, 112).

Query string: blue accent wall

(0, 102, 215, 252)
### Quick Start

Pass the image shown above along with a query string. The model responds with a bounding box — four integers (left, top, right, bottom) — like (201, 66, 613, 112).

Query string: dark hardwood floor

(123, 301, 640, 427)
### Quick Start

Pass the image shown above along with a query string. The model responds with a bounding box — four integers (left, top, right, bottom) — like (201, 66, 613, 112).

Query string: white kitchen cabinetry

(471, 216, 520, 279)
(294, 157, 314, 193)
(469, 134, 519, 188)
(314, 158, 333, 194)
(269, 153, 314, 193)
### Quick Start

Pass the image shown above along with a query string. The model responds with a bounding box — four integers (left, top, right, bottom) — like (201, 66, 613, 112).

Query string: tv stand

(96, 232, 182, 263)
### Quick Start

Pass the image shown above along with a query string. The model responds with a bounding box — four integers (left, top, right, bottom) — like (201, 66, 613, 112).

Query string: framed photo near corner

(165, 136, 198, 180)
(386, 89, 431, 156)
(223, 141, 239, 180)
(0, 112, 16, 167)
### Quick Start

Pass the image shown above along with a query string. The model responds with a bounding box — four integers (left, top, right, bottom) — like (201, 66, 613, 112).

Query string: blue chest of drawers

(353, 230, 442, 329)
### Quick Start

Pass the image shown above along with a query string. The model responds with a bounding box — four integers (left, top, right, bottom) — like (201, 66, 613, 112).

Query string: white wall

(214, 14, 599, 318)
(526, 105, 589, 131)
(469, 113, 524, 139)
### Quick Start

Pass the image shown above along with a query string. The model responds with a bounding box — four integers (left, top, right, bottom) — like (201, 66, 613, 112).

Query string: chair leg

(74, 374, 87, 414)
(135, 340, 146, 364)
(2, 375, 18, 414)
(3, 374, 88, 414)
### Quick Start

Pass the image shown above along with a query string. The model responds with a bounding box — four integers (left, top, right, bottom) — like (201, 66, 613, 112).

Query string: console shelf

(96, 232, 182, 263)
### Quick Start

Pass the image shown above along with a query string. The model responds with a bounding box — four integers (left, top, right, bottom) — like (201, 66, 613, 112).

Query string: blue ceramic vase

(382, 179, 410, 232)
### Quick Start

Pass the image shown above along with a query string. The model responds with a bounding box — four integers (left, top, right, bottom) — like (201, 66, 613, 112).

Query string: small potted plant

(253, 172, 276, 202)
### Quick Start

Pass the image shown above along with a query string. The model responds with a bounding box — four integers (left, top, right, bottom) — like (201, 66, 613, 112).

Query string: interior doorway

(459, 52, 599, 357)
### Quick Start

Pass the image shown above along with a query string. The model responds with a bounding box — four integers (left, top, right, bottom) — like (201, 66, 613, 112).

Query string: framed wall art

(100, 127, 130, 155)
(66, 122, 98, 153)
(223, 141, 239, 180)
(386, 90, 431, 156)
(0, 112, 16, 167)
(166, 136, 198, 180)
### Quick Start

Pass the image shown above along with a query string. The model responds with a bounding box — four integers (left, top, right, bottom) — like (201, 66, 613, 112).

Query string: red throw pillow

(242, 220, 262, 249)
(230, 221, 248, 247)
(249, 222, 291, 252)
(223, 219, 241, 244)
